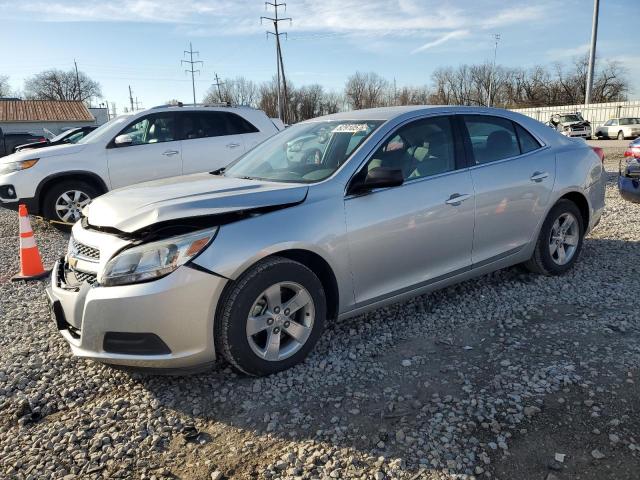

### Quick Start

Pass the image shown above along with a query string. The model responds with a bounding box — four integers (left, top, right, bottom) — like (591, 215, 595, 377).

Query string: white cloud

(547, 43, 590, 60)
(1, 0, 551, 39)
(411, 30, 470, 54)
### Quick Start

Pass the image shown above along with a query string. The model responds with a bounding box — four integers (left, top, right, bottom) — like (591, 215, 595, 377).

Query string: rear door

(344, 115, 475, 305)
(179, 111, 255, 174)
(461, 115, 555, 265)
(106, 112, 181, 189)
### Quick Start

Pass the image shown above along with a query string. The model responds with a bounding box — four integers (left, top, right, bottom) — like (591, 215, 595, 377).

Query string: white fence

(510, 100, 640, 128)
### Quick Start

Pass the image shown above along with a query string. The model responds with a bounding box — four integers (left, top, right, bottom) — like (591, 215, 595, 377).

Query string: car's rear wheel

(215, 256, 326, 376)
(524, 199, 584, 276)
(617, 130, 625, 140)
(42, 180, 100, 225)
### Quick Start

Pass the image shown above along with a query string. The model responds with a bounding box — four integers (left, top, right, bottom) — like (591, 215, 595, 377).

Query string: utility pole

(182, 42, 203, 106)
(73, 59, 82, 101)
(212, 73, 225, 102)
(128, 85, 135, 112)
(261, 2, 291, 122)
(585, 0, 600, 105)
(487, 33, 501, 107)
(134, 97, 143, 111)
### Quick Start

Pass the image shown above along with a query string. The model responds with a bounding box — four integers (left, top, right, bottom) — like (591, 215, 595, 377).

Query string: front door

(461, 114, 556, 265)
(107, 112, 181, 189)
(345, 116, 475, 305)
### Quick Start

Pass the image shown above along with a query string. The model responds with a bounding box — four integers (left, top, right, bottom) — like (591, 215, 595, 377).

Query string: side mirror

(114, 134, 133, 147)
(350, 167, 404, 194)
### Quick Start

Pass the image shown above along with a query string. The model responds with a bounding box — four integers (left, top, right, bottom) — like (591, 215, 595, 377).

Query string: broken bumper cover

(47, 258, 228, 369)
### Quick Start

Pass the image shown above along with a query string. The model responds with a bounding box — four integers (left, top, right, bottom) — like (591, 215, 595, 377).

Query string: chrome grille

(74, 270, 98, 284)
(71, 238, 100, 261)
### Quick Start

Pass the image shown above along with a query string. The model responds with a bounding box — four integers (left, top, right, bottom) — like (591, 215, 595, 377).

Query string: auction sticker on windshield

(332, 124, 370, 133)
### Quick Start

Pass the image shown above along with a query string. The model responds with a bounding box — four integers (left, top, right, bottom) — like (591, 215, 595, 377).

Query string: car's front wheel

(42, 180, 100, 225)
(215, 256, 326, 376)
(525, 199, 585, 275)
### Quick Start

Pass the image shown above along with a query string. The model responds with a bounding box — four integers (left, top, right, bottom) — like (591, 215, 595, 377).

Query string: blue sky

(1, 0, 638, 113)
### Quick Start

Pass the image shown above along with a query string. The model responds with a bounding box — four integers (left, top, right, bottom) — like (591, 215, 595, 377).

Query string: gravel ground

(1, 150, 639, 480)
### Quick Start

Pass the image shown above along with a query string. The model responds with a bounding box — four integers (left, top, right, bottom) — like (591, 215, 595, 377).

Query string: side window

(515, 124, 541, 154)
(463, 115, 519, 164)
(119, 114, 176, 145)
(183, 112, 259, 139)
(366, 116, 456, 180)
(225, 113, 259, 134)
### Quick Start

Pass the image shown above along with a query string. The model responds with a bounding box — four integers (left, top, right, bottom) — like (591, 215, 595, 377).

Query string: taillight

(591, 146, 605, 163)
(624, 146, 640, 159)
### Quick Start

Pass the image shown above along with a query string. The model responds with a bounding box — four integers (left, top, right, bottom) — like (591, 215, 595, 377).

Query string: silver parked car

(47, 106, 606, 376)
(595, 117, 640, 140)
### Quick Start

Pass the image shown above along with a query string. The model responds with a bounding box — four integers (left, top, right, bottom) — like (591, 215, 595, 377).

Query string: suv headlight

(0, 158, 39, 175)
(99, 227, 218, 286)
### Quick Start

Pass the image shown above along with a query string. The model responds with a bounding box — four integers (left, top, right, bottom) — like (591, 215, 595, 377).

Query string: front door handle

(530, 171, 549, 182)
(226, 142, 241, 149)
(445, 193, 472, 206)
(162, 150, 179, 156)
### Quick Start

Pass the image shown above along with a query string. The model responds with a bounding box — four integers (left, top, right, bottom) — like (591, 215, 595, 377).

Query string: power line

(585, 0, 600, 104)
(212, 72, 225, 102)
(261, 1, 292, 122)
(182, 42, 203, 106)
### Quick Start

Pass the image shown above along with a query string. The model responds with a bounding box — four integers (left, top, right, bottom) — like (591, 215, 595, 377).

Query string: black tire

(524, 199, 585, 276)
(41, 180, 101, 225)
(617, 131, 625, 140)
(215, 256, 326, 376)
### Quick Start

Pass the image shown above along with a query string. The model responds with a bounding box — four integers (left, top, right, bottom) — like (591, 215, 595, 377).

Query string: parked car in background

(595, 117, 640, 140)
(0, 127, 46, 158)
(14, 126, 98, 152)
(618, 137, 640, 203)
(548, 112, 592, 139)
(0, 105, 281, 224)
(47, 106, 606, 375)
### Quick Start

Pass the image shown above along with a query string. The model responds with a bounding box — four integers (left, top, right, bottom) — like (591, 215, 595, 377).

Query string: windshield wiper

(210, 167, 226, 175)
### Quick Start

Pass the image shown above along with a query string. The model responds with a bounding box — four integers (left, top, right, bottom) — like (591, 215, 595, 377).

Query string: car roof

(303, 105, 532, 123)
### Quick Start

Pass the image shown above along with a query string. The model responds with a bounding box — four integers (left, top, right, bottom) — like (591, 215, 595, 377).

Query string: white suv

(0, 105, 281, 224)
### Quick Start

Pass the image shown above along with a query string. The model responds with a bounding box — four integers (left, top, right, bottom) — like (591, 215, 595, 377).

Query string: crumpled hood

(85, 173, 309, 233)
(1, 143, 87, 162)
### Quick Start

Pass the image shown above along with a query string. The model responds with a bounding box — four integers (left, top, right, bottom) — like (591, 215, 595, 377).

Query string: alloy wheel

(55, 190, 91, 223)
(548, 212, 579, 266)
(246, 281, 315, 361)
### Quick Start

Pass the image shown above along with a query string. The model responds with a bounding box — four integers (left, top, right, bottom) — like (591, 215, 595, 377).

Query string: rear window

(515, 124, 541, 154)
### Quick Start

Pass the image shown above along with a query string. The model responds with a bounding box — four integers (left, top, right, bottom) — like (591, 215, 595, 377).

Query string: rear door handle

(445, 193, 472, 206)
(226, 142, 241, 149)
(530, 171, 549, 182)
(162, 150, 179, 156)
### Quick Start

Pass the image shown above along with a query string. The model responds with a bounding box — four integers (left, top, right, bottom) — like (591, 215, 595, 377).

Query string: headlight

(0, 158, 39, 175)
(99, 227, 218, 286)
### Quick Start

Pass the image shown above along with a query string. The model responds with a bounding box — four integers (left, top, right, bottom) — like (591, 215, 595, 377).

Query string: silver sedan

(47, 106, 606, 375)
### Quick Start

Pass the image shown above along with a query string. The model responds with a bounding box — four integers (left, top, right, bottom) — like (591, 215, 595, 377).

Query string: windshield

(224, 120, 383, 183)
(559, 115, 581, 123)
(77, 116, 130, 144)
(50, 130, 76, 142)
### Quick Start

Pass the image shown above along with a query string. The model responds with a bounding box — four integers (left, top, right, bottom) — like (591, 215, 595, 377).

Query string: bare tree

(345, 72, 389, 110)
(203, 76, 259, 106)
(24, 69, 102, 103)
(0, 75, 12, 97)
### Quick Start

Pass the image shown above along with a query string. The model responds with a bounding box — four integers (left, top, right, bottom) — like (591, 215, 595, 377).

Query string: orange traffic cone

(12, 204, 50, 281)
